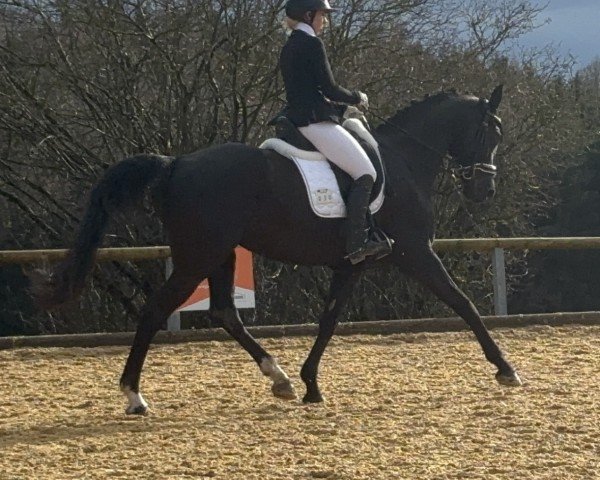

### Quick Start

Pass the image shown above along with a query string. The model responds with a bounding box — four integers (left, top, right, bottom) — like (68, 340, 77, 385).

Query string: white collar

(294, 22, 316, 37)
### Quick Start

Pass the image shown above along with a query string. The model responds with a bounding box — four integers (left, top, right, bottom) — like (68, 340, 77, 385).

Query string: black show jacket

(279, 29, 361, 127)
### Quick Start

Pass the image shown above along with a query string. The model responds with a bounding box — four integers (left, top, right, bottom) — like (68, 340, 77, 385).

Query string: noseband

(453, 163, 497, 181)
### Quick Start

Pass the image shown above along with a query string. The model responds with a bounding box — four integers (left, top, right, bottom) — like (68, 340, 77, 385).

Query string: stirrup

(344, 234, 394, 265)
(370, 228, 395, 260)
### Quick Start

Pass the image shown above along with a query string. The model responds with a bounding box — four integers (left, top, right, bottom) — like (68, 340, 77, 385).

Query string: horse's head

(449, 85, 504, 203)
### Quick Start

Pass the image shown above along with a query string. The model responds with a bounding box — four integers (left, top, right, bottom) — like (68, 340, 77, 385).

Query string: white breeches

(298, 121, 377, 181)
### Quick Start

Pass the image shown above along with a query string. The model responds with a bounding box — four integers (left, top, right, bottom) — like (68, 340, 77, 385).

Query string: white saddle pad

(259, 119, 384, 218)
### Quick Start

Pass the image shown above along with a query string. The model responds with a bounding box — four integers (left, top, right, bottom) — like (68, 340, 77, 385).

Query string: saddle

(261, 110, 386, 218)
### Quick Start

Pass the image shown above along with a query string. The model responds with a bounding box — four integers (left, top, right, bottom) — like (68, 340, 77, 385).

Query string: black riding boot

(344, 174, 393, 265)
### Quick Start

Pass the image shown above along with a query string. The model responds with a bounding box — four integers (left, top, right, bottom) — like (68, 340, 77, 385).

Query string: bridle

(454, 101, 502, 181)
(369, 102, 500, 183)
(453, 162, 497, 182)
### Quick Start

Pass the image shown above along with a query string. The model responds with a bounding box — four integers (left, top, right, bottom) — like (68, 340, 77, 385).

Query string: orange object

(177, 247, 255, 311)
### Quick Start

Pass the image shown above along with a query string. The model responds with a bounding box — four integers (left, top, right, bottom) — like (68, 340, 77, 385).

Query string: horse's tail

(32, 154, 173, 309)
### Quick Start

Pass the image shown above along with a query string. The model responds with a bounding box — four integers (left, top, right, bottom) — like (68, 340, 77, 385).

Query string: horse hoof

(302, 392, 324, 404)
(272, 380, 297, 400)
(496, 370, 522, 387)
(125, 404, 148, 415)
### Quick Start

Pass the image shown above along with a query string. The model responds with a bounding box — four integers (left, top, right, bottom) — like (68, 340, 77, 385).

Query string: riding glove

(358, 91, 369, 110)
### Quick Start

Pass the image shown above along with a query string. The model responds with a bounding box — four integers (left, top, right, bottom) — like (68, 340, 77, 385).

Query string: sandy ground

(1, 324, 599, 480)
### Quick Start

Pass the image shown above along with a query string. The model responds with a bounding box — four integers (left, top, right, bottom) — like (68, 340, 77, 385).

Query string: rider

(280, 0, 392, 265)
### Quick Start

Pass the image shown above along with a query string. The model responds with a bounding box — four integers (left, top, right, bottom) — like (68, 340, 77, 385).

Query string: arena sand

(1, 324, 599, 479)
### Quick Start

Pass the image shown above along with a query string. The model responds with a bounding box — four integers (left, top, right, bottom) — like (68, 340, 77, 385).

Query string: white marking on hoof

(496, 370, 523, 387)
(121, 386, 149, 415)
(260, 357, 289, 383)
(260, 357, 296, 399)
(272, 380, 298, 400)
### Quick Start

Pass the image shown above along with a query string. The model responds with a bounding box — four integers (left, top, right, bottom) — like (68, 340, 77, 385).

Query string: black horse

(34, 85, 521, 415)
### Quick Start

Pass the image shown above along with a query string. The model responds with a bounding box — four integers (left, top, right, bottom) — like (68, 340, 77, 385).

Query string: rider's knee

(354, 166, 376, 182)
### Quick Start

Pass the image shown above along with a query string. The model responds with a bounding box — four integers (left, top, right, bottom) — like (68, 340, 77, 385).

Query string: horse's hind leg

(209, 251, 296, 400)
(119, 268, 206, 414)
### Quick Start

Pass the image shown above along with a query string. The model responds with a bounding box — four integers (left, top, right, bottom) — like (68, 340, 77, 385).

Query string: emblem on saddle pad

(315, 188, 336, 205)
(260, 118, 385, 218)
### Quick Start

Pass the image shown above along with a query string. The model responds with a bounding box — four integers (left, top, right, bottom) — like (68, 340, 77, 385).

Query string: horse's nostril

(488, 189, 496, 198)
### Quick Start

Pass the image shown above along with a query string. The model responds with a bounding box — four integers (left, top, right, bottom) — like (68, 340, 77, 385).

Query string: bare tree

(1, 0, 598, 332)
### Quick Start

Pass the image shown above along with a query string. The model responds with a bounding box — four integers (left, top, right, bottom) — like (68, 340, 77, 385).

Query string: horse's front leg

(300, 265, 363, 403)
(398, 245, 522, 386)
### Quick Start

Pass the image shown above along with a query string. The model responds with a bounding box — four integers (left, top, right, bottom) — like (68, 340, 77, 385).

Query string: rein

(368, 109, 497, 181)
(368, 110, 449, 158)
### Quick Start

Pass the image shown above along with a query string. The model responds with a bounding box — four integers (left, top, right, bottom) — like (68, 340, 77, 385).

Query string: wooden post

(165, 257, 181, 332)
(491, 247, 508, 316)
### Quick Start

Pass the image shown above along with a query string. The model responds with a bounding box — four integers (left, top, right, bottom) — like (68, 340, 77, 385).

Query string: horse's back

(172, 142, 266, 184)
(168, 142, 325, 225)
(162, 142, 345, 265)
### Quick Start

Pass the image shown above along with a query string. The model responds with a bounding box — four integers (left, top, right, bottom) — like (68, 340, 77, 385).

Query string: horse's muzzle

(460, 163, 497, 202)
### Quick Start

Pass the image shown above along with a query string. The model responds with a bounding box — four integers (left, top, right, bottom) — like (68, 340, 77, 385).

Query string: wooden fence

(2, 237, 600, 322)
(4, 237, 600, 266)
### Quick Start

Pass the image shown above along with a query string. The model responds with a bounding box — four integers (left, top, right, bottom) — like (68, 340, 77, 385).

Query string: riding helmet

(285, 0, 336, 21)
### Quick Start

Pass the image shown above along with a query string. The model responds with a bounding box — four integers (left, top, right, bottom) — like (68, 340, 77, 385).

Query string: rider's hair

(283, 16, 300, 30)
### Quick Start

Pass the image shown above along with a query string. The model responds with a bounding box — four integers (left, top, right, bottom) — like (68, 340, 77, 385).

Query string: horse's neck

(375, 102, 453, 193)
(375, 128, 446, 193)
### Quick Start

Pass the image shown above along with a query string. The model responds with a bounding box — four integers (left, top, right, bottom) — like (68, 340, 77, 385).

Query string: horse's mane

(375, 90, 462, 132)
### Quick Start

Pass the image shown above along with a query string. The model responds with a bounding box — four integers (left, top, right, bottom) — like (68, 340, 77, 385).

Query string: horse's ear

(489, 84, 503, 113)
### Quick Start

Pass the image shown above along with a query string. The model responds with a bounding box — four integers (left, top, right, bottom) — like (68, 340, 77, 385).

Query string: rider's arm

(310, 37, 361, 105)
